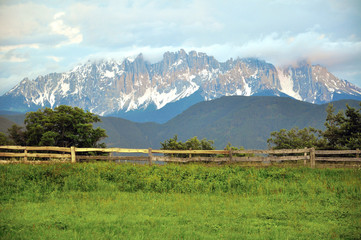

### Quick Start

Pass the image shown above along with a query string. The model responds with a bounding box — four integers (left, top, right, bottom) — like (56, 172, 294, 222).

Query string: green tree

(223, 143, 248, 157)
(0, 132, 13, 145)
(184, 136, 215, 151)
(267, 103, 361, 150)
(267, 127, 327, 149)
(160, 135, 185, 152)
(214, 143, 248, 158)
(12, 105, 107, 148)
(323, 103, 361, 149)
(7, 124, 26, 145)
(160, 135, 215, 158)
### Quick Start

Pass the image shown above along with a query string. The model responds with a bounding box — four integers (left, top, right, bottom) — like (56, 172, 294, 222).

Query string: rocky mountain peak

(1, 50, 360, 122)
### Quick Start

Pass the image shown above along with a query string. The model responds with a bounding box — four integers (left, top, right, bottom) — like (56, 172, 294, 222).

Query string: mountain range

(1, 96, 360, 149)
(1, 50, 361, 123)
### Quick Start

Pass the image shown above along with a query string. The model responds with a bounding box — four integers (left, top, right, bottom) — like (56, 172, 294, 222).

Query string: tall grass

(1, 163, 360, 197)
(1, 163, 361, 239)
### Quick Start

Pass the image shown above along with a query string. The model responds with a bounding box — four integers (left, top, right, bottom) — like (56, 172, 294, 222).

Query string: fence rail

(0, 146, 360, 167)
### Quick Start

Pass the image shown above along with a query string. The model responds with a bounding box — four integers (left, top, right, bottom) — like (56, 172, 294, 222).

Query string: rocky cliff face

(1, 50, 361, 120)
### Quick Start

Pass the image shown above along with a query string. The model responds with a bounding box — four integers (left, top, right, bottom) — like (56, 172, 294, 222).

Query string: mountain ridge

(99, 96, 361, 149)
(2, 96, 360, 149)
(1, 50, 361, 123)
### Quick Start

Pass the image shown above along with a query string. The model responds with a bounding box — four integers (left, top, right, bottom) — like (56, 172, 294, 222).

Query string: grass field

(1, 163, 361, 239)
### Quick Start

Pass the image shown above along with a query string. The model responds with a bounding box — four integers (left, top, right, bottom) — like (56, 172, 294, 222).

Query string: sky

(0, 0, 361, 95)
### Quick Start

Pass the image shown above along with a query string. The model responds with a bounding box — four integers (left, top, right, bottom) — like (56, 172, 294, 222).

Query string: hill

(153, 96, 360, 149)
(0, 117, 18, 134)
(1, 96, 360, 149)
(97, 96, 360, 149)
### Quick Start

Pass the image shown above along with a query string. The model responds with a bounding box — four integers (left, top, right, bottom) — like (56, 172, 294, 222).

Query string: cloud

(54, 12, 65, 19)
(233, 31, 361, 67)
(47, 56, 63, 62)
(0, 0, 361, 95)
(64, 1, 224, 48)
(0, 44, 39, 52)
(1, 56, 27, 63)
(49, 12, 83, 47)
(0, 3, 82, 50)
(77, 28, 361, 70)
(0, 48, 31, 63)
(0, 44, 39, 64)
(0, 3, 54, 44)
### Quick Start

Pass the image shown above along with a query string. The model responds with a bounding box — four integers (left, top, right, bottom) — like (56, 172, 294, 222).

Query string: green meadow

(1, 163, 360, 239)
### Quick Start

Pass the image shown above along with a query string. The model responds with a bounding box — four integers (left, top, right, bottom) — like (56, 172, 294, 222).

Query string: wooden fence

(0, 146, 360, 167)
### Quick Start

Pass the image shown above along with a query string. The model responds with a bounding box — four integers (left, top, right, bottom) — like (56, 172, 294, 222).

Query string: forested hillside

(1, 96, 360, 149)
(145, 96, 360, 149)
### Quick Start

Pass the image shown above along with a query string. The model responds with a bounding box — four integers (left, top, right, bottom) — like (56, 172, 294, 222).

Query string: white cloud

(47, 56, 63, 62)
(54, 12, 65, 20)
(1, 0, 361, 95)
(0, 3, 54, 42)
(0, 48, 30, 63)
(211, 30, 361, 70)
(0, 44, 39, 52)
(50, 12, 83, 47)
(0, 56, 26, 63)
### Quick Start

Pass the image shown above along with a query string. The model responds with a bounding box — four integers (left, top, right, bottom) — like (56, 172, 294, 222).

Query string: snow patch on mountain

(172, 59, 183, 68)
(61, 83, 70, 95)
(277, 67, 302, 100)
(124, 81, 200, 112)
(242, 76, 252, 96)
(1, 50, 361, 118)
(104, 70, 115, 78)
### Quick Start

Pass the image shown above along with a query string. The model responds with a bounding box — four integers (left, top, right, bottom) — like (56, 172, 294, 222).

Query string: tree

(323, 103, 361, 149)
(0, 132, 13, 145)
(160, 135, 215, 158)
(184, 136, 215, 152)
(10, 105, 107, 148)
(267, 103, 361, 150)
(7, 124, 26, 145)
(219, 143, 249, 157)
(267, 127, 327, 149)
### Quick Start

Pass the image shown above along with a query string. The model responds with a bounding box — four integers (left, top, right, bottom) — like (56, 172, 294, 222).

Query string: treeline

(267, 103, 361, 150)
(0, 105, 244, 154)
(160, 103, 361, 152)
(1, 103, 360, 151)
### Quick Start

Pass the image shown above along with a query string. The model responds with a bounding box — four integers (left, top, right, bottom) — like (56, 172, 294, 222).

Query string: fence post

(71, 146, 76, 163)
(189, 148, 192, 159)
(310, 148, 315, 168)
(24, 148, 28, 162)
(148, 148, 153, 166)
(304, 147, 307, 166)
(357, 148, 360, 159)
(229, 148, 233, 162)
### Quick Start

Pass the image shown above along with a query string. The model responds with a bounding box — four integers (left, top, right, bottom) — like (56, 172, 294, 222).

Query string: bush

(160, 135, 215, 158)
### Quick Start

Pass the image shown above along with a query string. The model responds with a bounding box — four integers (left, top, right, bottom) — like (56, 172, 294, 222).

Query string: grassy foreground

(1, 163, 360, 239)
